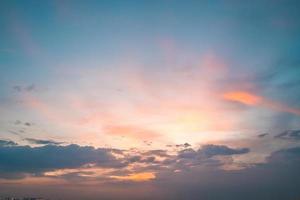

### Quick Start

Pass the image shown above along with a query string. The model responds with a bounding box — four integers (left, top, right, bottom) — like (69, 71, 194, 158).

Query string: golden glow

(110, 172, 155, 182)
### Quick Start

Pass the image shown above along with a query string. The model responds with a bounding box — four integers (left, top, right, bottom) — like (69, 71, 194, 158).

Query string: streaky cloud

(24, 138, 63, 145)
(274, 130, 300, 140)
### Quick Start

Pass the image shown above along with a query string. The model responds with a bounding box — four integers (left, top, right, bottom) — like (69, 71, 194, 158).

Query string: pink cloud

(223, 91, 300, 116)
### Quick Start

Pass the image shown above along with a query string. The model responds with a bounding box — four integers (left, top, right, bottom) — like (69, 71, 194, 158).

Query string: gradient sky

(1, 0, 300, 199)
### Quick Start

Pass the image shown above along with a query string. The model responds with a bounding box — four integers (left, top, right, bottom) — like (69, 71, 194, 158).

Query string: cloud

(178, 144, 249, 159)
(26, 84, 36, 92)
(223, 91, 300, 115)
(12, 86, 22, 92)
(177, 148, 197, 159)
(0, 143, 127, 178)
(143, 150, 170, 157)
(12, 84, 36, 92)
(0, 140, 18, 147)
(173, 145, 250, 172)
(1, 140, 300, 200)
(266, 146, 300, 164)
(0, 141, 250, 181)
(110, 172, 155, 182)
(24, 138, 64, 145)
(13, 120, 33, 127)
(223, 91, 262, 105)
(274, 130, 300, 140)
(154, 146, 300, 200)
(199, 144, 250, 158)
(24, 122, 32, 126)
(258, 133, 269, 138)
(174, 143, 191, 148)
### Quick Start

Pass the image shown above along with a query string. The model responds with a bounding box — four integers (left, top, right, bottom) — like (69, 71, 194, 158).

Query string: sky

(0, 0, 300, 199)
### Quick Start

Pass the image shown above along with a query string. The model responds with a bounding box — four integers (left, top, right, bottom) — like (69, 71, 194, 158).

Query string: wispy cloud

(223, 91, 300, 115)
(24, 138, 64, 145)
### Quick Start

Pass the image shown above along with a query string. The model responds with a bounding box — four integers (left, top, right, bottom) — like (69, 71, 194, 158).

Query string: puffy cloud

(143, 149, 171, 157)
(199, 144, 250, 158)
(154, 146, 300, 200)
(177, 144, 249, 159)
(0, 143, 127, 178)
(0, 142, 250, 180)
(266, 146, 300, 164)
(1, 139, 300, 200)
(177, 148, 197, 159)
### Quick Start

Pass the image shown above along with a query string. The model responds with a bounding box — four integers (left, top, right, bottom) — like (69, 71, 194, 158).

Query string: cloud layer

(0, 139, 299, 200)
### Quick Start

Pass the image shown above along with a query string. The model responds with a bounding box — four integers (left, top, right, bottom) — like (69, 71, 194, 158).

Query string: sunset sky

(1, 1, 300, 199)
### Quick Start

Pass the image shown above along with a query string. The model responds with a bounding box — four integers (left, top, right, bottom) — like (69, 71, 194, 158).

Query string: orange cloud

(110, 172, 155, 182)
(223, 91, 262, 105)
(223, 91, 300, 115)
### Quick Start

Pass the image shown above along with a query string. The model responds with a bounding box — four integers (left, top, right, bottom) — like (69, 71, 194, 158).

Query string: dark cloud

(143, 149, 170, 157)
(126, 155, 142, 163)
(26, 84, 36, 92)
(13, 120, 33, 127)
(1, 139, 300, 200)
(143, 140, 152, 146)
(174, 145, 250, 171)
(183, 143, 191, 147)
(24, 122, 32, 126)
(37, 145, 298, 200)
(177, 144, 250, 160)
(275, 130, 300, 140)
(0, 142, 250, 180)
(258, 133, 269, 138)
(142, 156, 156, 163)
(12, 85, 22, 92)
(0, 140, 18, 147)
(24, 138, 63, 145)
(8, 130, 21, 136)
(0, 144, 127, 178)
(199, 144, 250, 158)
(168, 143, 192, 149)
(175, 143, 191, 148)
(177, 148, 197, 159)
(155, 146, 300, 200)
(12, 84, 36, 92)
